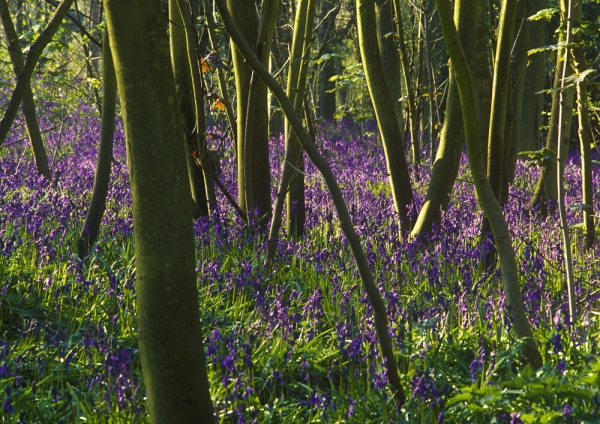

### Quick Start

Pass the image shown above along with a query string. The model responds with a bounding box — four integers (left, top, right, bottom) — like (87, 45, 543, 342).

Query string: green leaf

(446, 393, 472, 406)
(528, 8, 559, 22)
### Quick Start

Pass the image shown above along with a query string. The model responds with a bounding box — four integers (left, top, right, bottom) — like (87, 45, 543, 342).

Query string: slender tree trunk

(228, 0, 274, 222)
(375, 0, 402, 136)
(436, 0, 542, 368)
(529, 0, 581, 215)
(472, 0, 492, 159)
(285, 0, 314, 237)
(0, 0, 72, 164)
(392, 0, 420, 170)
(357, 0, 414, 231)
(573, 49, 596, 250)
(519, 0, 547, 152)
(410, 0, 473, 238)
(203, 0, 237, 145)
(479, 0, 523, 257)
(77, 28, 117, 259)
(216, 0, 406, 405)
(169, 0, 209, 218)
(0, 0, 51, 179)
(104, 1, 214, 421)
(317, 0, 338, 121)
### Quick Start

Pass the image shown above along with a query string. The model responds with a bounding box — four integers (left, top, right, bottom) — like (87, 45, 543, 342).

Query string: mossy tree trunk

(104, 0, 214, 421)
(77, 28, 117, 259)
(410, 0, 473, 238)
(435, 0, 542, 369)
(357, 0, 415, 231)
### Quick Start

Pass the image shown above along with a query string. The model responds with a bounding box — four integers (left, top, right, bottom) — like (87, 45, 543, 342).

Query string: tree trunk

(77, 28, 117, 259)
(436, 0, 542, 369)
(528, 0, 581, 215)
(573, 49, 596, 250)
(519, 0, 547, 152)
(357, 0, 414, 231)
(285, 0, 315, 238)
(104, 0, 214, 421)
(317, 0, 338, 120)
(169, 0, 209, 218)
(472, 0, 492, 159)
(375, 0, 402, 135)
(228, 0, 274, 223)
(410, 0, 473, 238)
(0, 0, 68, 174)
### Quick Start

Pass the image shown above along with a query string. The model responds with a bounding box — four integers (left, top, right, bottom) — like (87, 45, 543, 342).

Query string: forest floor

(1, 101, 600, 423)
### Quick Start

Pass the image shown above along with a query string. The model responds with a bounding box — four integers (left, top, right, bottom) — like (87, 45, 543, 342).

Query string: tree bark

(573, 49, 596, 250)
(519, 0, 547, 152)
(169, 0, 209, 218)
(436, 0, 542, 368)
(77, 28, 117, 259)
(228, 0, 273, 221)
(528, 0, 581, 214)
(357, 0, 414, 231)
(104, 0, 214, 421)
(216, 0, 406, 405)
(410, 0, 473, 238)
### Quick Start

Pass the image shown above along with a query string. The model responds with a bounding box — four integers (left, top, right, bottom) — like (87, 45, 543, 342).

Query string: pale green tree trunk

(285, 0, 315, 237)
(104, 1, 214, 421)
(77, 28, 117, 259)
(529, 0, 581, 215)
(229, 0, 274, 222)
(436, 0, 542, 368)
(411, 0, 473, 238)
(357, 0, 415, 231)
(573, 49, 596, 250)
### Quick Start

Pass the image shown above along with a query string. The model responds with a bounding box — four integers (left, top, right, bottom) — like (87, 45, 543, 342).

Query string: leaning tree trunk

(0, 0, 74, 148)
(410, 0, 474, 239)
(216, 0, 406, 406)
(435, 0, 542, 368)
(357, 0, 414, 232)
(77, 28, 117, 259)
(104, 0, 214, 421)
